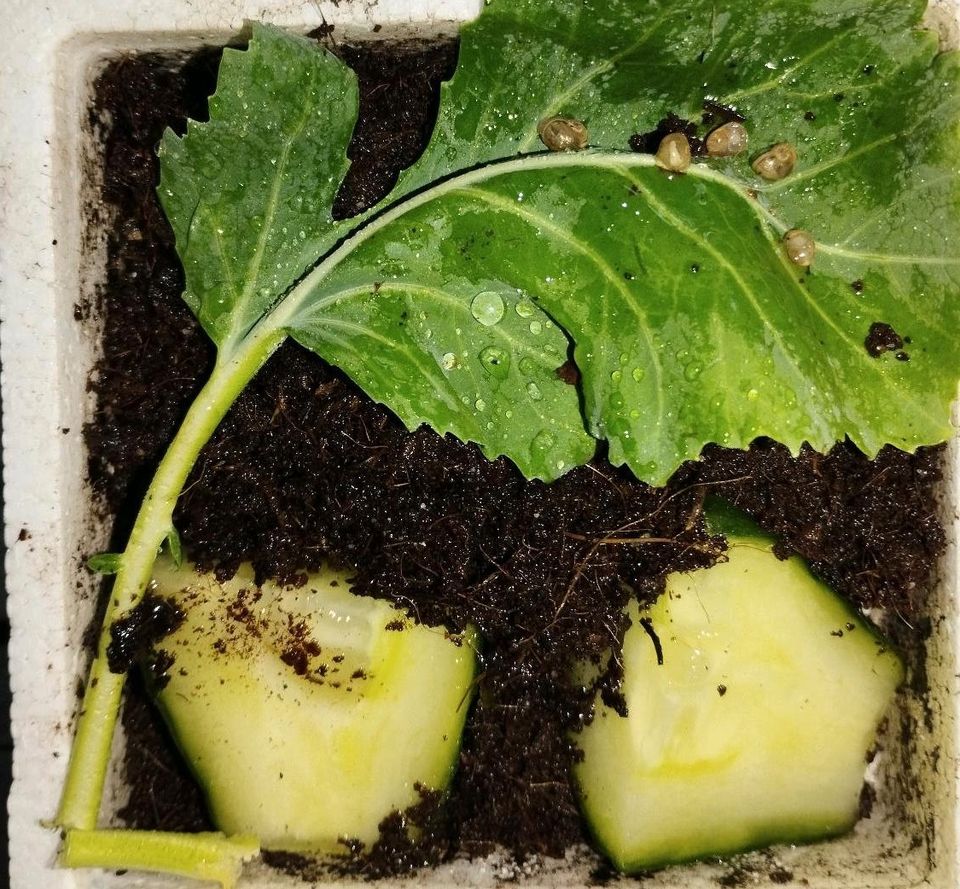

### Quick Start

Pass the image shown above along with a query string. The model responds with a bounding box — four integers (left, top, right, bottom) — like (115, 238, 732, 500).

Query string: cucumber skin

(573, 526, 904, 873)
(586, 810, 854, 874)
(148, 558, 477, 853)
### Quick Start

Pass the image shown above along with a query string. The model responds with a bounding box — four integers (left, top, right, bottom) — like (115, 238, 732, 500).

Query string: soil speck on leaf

(865, 321, 905, 357)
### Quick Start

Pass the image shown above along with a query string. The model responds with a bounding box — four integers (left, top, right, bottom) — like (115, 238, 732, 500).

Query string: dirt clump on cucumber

(86, 41, 945, 877)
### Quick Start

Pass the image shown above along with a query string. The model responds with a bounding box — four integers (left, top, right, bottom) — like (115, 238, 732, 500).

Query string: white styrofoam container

(1, 1, 958, 887)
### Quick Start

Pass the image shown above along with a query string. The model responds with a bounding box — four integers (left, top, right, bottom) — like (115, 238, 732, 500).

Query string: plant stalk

(61, 829, 259, 888)
(55, 325, 286, 831)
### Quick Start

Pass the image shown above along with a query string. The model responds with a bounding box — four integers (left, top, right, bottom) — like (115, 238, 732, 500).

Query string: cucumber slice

(149, 557, 477, 853)
(573, 511, 904, 872)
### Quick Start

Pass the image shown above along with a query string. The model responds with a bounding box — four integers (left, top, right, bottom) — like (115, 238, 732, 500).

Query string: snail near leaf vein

(752, 142, 797, 180)
(783, 229, 816, 266)
(538, 115, 589, 152)
(655, 133, 692, 173)
(705, 121, 749, 158)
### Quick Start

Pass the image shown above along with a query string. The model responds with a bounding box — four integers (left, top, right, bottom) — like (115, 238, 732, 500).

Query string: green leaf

(87, 553, 122, 576)
(165, 526, 184, 568)
(158, 24, 358, 354)
(161, 3, 960, 485)
(399, 0, 934, 188)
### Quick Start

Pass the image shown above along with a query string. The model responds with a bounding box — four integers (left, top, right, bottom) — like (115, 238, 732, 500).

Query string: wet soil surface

(87, 38, 944, 877)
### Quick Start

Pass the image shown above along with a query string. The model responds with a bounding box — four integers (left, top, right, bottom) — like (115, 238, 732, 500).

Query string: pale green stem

(55, 325, 286, 831)
(61, 829, 259, 888)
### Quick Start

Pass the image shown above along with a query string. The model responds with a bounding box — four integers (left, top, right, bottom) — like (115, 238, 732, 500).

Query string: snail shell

(538, 116, 589, 152)
(783, 228, 816, 266)
(751, 142, 797, 180)
(705, 121, 748, 157)
(655, 133, 692, 173)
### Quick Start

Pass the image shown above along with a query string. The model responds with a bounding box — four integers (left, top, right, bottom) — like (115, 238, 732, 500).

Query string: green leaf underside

(161, 4, 960, 485)
(159, 26, 359, 351)
(87, 553, 122, 575)
(165, 526, 184, 568)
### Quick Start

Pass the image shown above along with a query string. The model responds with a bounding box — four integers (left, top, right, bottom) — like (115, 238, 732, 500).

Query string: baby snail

(538, 116, 589, 152)
(783, 228, 816, 266)
(705, 121, 748, 157)
(751, 142, 797, 180)
(655, 133, 692, 173)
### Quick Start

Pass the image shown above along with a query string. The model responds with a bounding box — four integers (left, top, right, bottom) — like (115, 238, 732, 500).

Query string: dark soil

(106, 593, 183, 676)
(86, 36, 945, 878)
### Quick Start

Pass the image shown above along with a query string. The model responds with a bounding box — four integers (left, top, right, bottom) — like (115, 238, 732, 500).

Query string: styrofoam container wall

(1, 0, 957, 886)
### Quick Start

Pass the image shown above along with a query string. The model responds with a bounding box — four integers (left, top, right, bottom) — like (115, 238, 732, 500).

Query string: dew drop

(475, 398, 487, 412)
(532, 430, 555, 452)
(519, 357, 537, 376)
(440, 352, 458, 371)
(471, 290, 506, 326)
(479, 346, 510, 379)
(684, 364, 702, 381)
(529, 320, 543, 335)
(611, 370, 623, 383)
(632, 367, 645, 383)
(515, 300, 535, 318)
(526, 381, 543, 400)
(747, 388, 759, 400)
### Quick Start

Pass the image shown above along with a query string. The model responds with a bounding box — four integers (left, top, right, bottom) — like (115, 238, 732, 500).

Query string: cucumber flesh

(149, 557, 476, 853)
(573, 521, 904, 872)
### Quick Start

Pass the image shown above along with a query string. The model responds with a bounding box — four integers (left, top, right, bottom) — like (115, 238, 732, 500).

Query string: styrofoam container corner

(1, 0, 958, 887)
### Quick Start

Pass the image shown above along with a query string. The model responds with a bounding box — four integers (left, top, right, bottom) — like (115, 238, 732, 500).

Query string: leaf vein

(453, 182, 667, 438)
(223, 98, 317, 352)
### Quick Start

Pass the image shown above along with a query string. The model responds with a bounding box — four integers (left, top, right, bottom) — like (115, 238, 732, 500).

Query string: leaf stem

(55, 325, 286, 831)
(61, 829, 259, 888)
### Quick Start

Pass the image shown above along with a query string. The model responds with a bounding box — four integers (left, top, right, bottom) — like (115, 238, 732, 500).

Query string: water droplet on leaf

(471, 290, 506, 326)
(479, 346, 510, 379)
(515, 300, 535, 318)
(532, 430, 555, 452)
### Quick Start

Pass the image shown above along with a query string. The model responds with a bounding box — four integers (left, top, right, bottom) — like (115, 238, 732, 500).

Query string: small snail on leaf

(705, 121, 748, 157)
(538, 116, 589, 152)
(783, 229, 816, 266)
(751, 142, 797, 180)
(655, 133, 692, 173)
